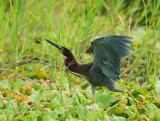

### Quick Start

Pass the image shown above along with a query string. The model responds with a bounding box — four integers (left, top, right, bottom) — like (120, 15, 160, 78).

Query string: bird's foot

(124, 90, 143, 111)
(135, 101, 143, 111)
(136, 101, 143, 107)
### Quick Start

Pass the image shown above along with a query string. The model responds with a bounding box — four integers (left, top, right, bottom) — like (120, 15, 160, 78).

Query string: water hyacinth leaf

(117, 97, 128, 107)
(3, 99, 19, 118)
(45, 103, 57, 110)
(0, 95, 5, 109)
(145, 105, 157, 118)
(86, 110, 100, 121)
(127, 97, 136, 105)
(155, 76, 160, 89)
(68, 108, 78, 118)
(14, 80, 26, 90)
(103, 114, 110, 121)
(46, 92, 58, 102)
(33, 83, 42, 90)
(128, 82, 137, 86)
(95, 93, 111, 109)
(149, 75, 157, 87)
(41, 111, 57, 120)
(84, 89, 93, 100)
(77, 105, 88, 119)
(17, 112, 38, 121)
(108, 98, 135, 116)
(152, 101, 160, 108)
(55, 94, 68, 105)
(76, 92, 86, 104)
(139, 114, 149, 121)
(0, 114, 7, 121)
(145, 96, 156, 102)
(152, 90, 160, 101)
(42, 115, 55, 121)
(108, 106, 125, 116)
(69, 95, 78, 105)
(109, 116, 126, 121)
(124, 107, 135, 116)
(0, 80, 13, 90)
(54, 107, 65, 115)
(133, 88, 148, 96)
(156, 110, 160, 120)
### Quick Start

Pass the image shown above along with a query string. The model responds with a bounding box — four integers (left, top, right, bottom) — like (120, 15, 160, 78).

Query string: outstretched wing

(91, 35, 133, 80)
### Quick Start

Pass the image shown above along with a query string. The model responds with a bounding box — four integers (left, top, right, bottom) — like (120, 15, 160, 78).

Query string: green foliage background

(0, 0, 160, 120)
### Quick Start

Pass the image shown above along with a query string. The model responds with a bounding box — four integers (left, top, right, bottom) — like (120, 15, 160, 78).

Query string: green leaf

(55, 94, 68, 105)
(0, 95, 5, 109)
(77, 105, 88, 119)
(109, 116, 126, 121)
(139, 114, 149, 121)
(127, 97, 136, 105)
(45, 103, 57, 110)
(41, 111, 57, 120)
(42, 115, 55, 121)
(145, 105, 157, 118)
(149, 75, 157, 87)
(124, 106, 136, 117)
(95, 93, 111, 109)
(0, 80, 13, 90)
(84, 89, 93, 100)
(14, 80, 26, 90)
(156, 110, 160, 121)
(54, 107, 65, 114)
(68, 108, 78, 118)
(152, 101, 160, 108)
(86, 110, 100, 121)
(76, 92, 86, 104)
(3, 99, 18, 119)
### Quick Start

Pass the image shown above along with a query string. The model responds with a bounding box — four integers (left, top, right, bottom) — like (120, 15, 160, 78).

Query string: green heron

(45, 36, 142, 108)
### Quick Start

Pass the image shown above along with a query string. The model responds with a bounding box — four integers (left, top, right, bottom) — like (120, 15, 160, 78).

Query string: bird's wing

(91, 35, 133, 80)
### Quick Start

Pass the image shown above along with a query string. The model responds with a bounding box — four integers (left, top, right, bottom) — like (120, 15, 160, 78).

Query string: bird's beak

(45, 39, 64, 53)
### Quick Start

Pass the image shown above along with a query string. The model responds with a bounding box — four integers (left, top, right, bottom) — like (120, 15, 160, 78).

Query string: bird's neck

(64, 58, 90, 79)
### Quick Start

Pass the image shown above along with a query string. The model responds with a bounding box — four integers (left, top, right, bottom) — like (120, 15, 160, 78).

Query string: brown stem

(1, 57, 50, 69)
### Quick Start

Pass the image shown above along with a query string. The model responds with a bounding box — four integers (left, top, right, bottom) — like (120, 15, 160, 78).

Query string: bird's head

(45, 39, 74, 59)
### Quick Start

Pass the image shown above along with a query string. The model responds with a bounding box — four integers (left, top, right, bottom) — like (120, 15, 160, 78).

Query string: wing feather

(91, 35, 133, 81)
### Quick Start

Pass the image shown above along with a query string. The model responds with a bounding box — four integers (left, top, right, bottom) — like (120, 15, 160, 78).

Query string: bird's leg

(84, 86, 96, 106)
(125, 90, 143, 110)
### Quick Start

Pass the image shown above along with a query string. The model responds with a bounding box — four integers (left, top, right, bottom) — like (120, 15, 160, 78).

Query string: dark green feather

(91, 35, 133, 81)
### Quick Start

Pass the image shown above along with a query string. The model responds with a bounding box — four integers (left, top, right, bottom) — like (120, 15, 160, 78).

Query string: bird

(45, 35, 143, 109)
